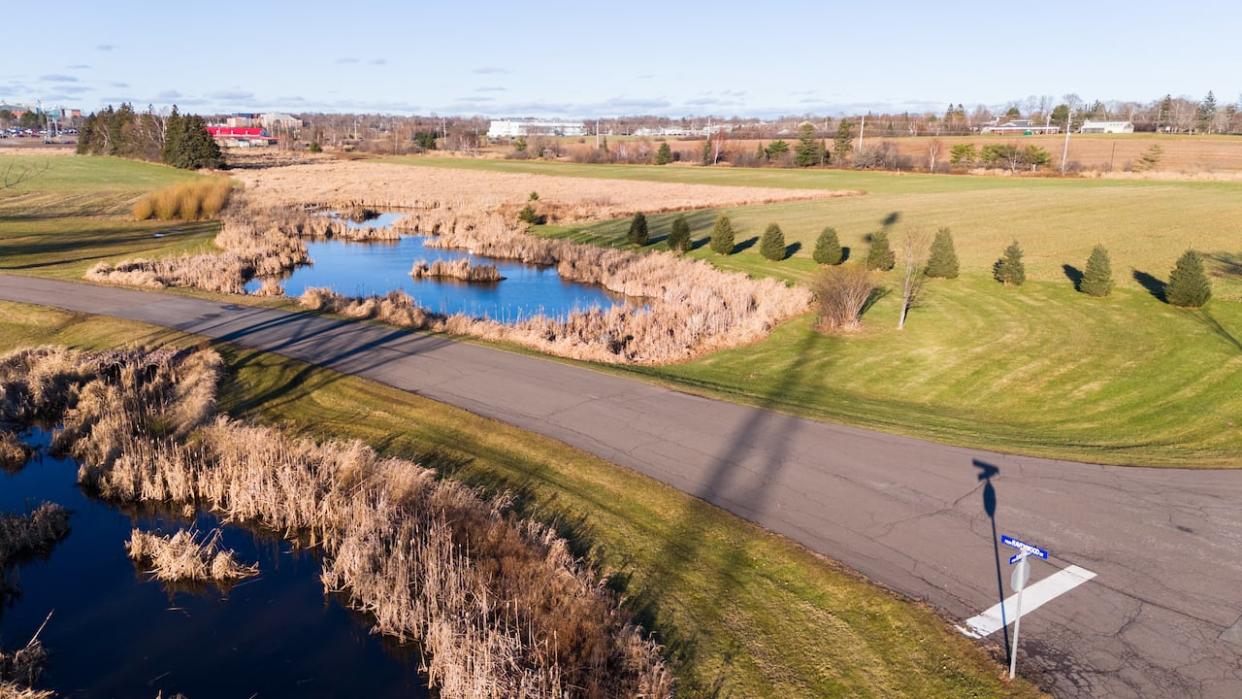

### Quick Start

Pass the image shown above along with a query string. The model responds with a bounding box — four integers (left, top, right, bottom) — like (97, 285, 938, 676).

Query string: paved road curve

(3, 275, 1240, 698)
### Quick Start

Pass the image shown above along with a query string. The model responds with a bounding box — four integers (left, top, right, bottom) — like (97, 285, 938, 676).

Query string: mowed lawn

(0, 301, 1042, 699)
(391, 157, 1242, 466)
(0, 153, 218, 279)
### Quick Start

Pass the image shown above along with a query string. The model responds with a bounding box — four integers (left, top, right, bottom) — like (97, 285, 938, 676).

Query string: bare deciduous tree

(897, 229, 932, 330)
(927, 138, 943, 172)
(813, 265, 876, 333)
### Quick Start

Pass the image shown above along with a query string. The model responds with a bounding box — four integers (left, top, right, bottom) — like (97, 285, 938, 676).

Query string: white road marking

(956, 564, 1097, 639)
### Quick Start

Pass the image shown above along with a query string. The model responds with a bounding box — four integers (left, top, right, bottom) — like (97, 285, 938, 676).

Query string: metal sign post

(1008, 551, 1031, 679)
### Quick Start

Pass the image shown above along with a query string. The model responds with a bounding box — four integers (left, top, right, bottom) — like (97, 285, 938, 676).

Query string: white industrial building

(262, 113, 303, 131)
(1079, 120, 1134, 134)
(487, 119, 586, 138)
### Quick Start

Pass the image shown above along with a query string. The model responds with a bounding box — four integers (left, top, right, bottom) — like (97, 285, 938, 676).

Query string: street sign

(1001, 535, 1049, 561)
(1011, 556, 1031, 591)
(1008, 553, 1028, 565)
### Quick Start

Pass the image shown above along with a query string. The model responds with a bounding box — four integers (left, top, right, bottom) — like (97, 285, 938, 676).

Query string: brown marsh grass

(0, 432, 29, 473)
(0, 503, 70, 570)
(410, 259, 504, 282)
(127, 528, 259, 583)
(132, 178, 235, 221)
(1, 346, 672, 698)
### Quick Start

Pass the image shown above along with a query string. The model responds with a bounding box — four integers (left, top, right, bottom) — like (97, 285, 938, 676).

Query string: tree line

(76, 104, 223, 170)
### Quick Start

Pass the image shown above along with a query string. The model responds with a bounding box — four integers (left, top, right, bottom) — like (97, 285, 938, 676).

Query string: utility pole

(858, 113, 866, 153)
(595, 118, 600, 149)
(1060, 109, 1073, 175)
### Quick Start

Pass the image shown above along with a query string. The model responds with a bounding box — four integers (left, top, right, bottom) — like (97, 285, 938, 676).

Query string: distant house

(206, 126, 277, 147)
(487, 119, 586, 138)
(980, 119, 1061, 135)
(1079, 120, 1134, 134)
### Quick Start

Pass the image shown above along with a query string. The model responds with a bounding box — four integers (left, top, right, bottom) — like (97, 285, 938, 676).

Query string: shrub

(308, 141, 323, 153)
(949, 143, 977, 166)
(760, 223, 786, 261)
(133, 178, 235, 221)
(813, 265, 875, 333)
(1080, 245, 1113, 297)
(667, 214, 691, 253)
(517, 204, 545, 225)
(993, 241, 1026, 286)
(710, 215, 735, 255)
(866, 230, 895, 271)
(655, 142, 673, 165)
(1166, 250, 1212, 307)
(813, 227, 843, 265)
(627, 212, 649, 246)
(925, 227, 959, 278)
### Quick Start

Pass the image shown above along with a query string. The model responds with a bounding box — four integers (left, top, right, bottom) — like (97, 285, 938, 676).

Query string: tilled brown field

(230, 158, 857, 220)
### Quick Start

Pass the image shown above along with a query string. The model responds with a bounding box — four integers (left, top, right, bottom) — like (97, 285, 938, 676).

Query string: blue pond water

(244, 212, 629, 322)
(0, 429, 430, 698)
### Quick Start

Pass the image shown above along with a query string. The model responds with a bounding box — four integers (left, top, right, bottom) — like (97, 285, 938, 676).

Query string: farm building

(487, 119, 586, 138)
(1080, 120, 1134, 134)
(206, 126, 278, 147)
(980, 119, 1060, 135)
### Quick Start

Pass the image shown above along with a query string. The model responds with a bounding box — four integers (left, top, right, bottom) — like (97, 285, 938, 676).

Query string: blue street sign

(1001, 535, 1049, 561)
(1008, 553, 1027, 565)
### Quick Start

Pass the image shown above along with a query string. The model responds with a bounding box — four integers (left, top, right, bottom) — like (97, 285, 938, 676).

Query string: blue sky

(3, 0, 1239, 117)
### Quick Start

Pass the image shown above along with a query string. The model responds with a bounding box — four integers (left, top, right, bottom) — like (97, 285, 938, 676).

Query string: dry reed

(0, 504, 70, 570)
(2, 346, 672, 699)
(127, 528, 259, 583)
(0, 432, 30, 473)
(132, 178, 235, 221)
(411, 259, 503, 283)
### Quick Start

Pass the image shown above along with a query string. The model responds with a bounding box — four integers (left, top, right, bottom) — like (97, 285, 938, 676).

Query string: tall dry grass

(0, 503, 70, 570)
(1, 346, 672, 699)
(132, 178, 235, 221)
(0, 432, 30, 473)
(127, 528, 259, 583)
(411, 259, 504, 282)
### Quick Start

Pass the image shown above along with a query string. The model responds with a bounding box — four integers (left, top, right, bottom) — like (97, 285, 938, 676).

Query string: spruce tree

(667, 214, 691, 253)
(812, 227, 844, 265)
(794, 123, 821, 167)
(925, 227, 959, 278)
(655, 142, 673, 165)
(700, 138, 712, 165)
(710, 215, 735, 255)
(760, 223, 786, 261)
(1080, 245, 1113, 297)
(1166, 250, 1212, 307)
(993, 241, 1026, 286)
(627, 212, 649, 246)
(866, 230, 895, 271)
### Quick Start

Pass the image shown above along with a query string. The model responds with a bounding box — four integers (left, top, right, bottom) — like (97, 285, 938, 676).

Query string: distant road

(3, 274, 1240, 698)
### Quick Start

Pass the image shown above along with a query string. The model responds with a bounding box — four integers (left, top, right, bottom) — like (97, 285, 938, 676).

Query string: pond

(244, 213, 632, 323)
(0, 429, 430, 698)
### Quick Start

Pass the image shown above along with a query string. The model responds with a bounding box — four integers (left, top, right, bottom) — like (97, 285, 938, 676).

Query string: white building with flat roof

(487, 119, 586, 138)
(1079, 120, 1134, 134)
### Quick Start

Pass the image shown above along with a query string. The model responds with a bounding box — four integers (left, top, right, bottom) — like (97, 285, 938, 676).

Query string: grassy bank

(0, 154, 218, 279)
(0, 300, 1040, 698)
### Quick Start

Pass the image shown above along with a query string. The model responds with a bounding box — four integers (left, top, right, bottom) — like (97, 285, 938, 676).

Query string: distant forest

(76, 104, 223, 170)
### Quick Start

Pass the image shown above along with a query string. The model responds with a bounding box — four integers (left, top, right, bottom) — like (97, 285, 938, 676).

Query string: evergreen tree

(1198, 91, 1218, 133)
(812, 227, 844, 265)
(760, 223, 786, 261)
(993, 241, 1026, 286)
(175, 115, 223, 169)
(160, 106, 184, 165)
(1166, 250, 1212, 307)
(667, 214, 691, 253)
(655, 142, 673, 165)
(833, 119, 854, 163)
(925, 227, 960, 278)
(1080, 245, 1113, 297)
(627, 212, 649, 246)
(866, 230, 895, 271)
(765, 140, 790, 159)
(794, 123, 822, 167)
(710, 215, 735, 255)
(700, 138, 712, 165)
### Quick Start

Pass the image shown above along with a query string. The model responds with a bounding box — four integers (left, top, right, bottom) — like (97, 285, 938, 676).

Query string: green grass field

(0, 154, 218, 279)
(0, 300, 1041, 698)
(389, 157, 1242, 466)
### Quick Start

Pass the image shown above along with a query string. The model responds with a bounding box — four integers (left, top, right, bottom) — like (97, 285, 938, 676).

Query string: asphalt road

(3, 275, 1240, 698)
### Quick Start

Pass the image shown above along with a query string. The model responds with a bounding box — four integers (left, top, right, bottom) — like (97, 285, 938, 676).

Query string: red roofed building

(205, 125, 278, 147)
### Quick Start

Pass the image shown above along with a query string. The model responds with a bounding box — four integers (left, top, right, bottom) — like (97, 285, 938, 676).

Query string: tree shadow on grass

(1062, 264, 1083, 292)
(782, 241, 802, 260)
(732, 236, 759, 254)
(626, 328, 822, 694)
(1204, 251, 1242, 280)
(1196, 309, 1242, 353)
(1132, 269, 1167, 302)
(861, 286, 890, 318)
